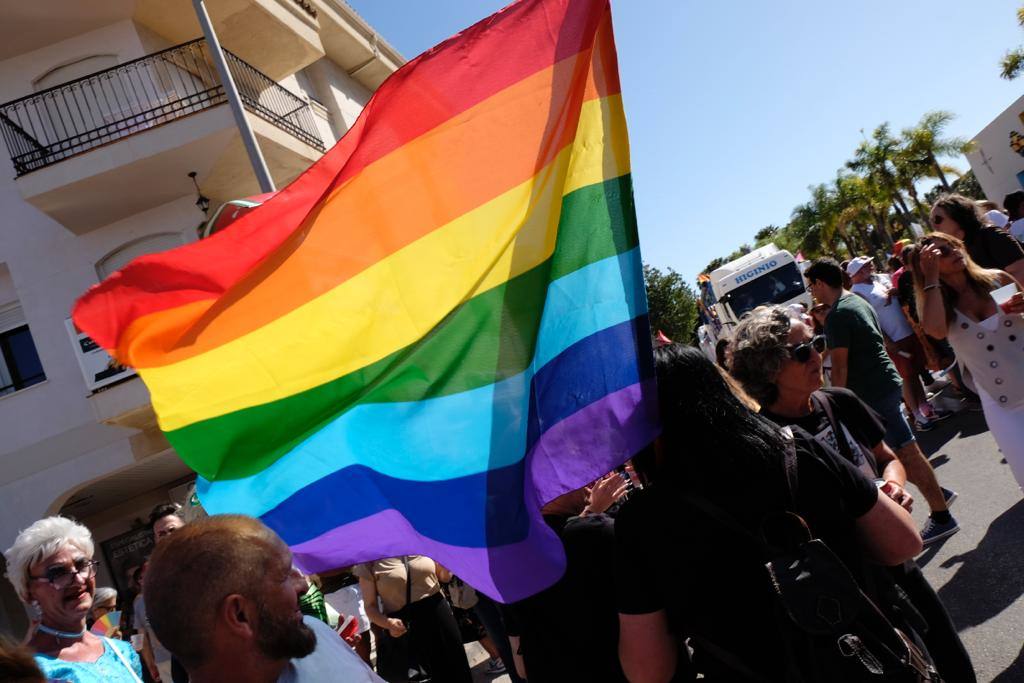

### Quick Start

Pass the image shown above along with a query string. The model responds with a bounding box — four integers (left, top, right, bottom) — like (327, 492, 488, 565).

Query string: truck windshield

(725, 262, 806, 317)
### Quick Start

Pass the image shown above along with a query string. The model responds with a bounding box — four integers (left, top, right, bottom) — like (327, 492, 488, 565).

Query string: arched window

(34, 55, 119, 92)
(96, 232, 185, 280)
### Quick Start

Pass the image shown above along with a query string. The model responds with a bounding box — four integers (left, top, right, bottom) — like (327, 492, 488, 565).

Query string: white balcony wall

(0, 195, 202, 457)
(0, 21, 150, 105)
(304, 58, 371, 140)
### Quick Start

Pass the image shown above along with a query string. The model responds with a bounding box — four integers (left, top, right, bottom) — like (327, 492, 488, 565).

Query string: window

(96, 233, 185, 280)
(34, 55, 120, 92)
(723, 262, 807, 318)
(0, 305, 45, 396)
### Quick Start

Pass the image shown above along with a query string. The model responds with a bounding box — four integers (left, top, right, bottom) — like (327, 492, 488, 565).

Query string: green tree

(643, 263, 698, 342)
(900, 111, 972, 191)
(702, 256, 727, 274)
(950, 169, 985, 199)
(1000, 6, 1024, 79)
(753, 224, 780, 245)
(847, 124, 909, 246)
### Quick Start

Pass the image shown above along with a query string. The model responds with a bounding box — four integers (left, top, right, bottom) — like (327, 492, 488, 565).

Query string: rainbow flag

(73, 0, 657, 601)
(90, 610, 120, 636)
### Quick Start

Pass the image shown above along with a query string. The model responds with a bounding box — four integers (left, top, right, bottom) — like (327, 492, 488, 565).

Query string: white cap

(985, 209, 1009, 228)
(846, 256, 872, 277)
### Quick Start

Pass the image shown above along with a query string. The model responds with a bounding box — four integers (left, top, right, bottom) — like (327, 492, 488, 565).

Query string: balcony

(0, 39, 325, 232)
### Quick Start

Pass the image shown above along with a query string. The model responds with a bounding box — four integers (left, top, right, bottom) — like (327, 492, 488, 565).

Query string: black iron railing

(0, 38, 324, 176)
(223, 48, 324, 151)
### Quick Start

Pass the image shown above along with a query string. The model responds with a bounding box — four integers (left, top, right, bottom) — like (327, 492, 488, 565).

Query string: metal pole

(191, 0, 276, 193)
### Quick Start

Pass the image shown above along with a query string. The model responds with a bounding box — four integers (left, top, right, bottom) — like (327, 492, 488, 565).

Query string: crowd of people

(1, 191, 1021, 682)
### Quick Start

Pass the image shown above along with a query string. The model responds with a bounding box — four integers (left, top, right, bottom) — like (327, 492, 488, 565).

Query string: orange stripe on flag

(119, 47, 620, 368)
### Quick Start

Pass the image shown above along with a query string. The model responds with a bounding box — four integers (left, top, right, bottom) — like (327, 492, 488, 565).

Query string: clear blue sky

(345, 0, 1024, 282)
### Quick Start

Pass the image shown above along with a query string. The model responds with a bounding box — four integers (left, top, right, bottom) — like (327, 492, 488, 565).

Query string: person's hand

(584, 473, 630, 515)
(342, 631, 362, 646)
(919, 244, 942, 281)
(1002, 290, 1024, 315)
(880, 481, 913, 512)
(386, 618, 407, 638)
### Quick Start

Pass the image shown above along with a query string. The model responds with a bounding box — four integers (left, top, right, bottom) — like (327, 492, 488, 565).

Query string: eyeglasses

(29, 559, 99, 590)
(931, 215, 944, 226)
(786, 335, 826, 363)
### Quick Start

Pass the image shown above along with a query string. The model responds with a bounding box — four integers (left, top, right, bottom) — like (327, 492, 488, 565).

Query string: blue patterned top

(35, 637, 143, 683)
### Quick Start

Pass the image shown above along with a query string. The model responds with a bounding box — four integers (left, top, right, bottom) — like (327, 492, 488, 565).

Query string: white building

(966, 93, 1024, 204)
(0, 0, 402, 635)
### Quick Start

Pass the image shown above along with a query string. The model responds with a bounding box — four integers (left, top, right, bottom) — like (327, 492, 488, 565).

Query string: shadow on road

(916, 411, 989, 458)
(992, 643, 1024, 682)
(936, 500, 1024, 630)
(914, 535, 953, 569)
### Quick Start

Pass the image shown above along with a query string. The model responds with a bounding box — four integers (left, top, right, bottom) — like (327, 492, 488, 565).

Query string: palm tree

(1000, 6, 1024, 79)
(789, 183, 856, 258)
(900, 111, 973, 192)
(832, 172, 884, 256)
(846, 124, 908, 246)
(891, 148, 933, 227)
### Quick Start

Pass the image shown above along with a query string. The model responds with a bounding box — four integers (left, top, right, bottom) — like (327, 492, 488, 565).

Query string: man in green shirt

(805, 258, 958, 545)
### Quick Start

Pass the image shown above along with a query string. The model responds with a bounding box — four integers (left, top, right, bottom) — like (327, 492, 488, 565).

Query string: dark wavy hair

(932, 193, 986, 237)
(654, 344, 786, 483)
(804, 258, 844, 289)
(148, 503, 182, 530)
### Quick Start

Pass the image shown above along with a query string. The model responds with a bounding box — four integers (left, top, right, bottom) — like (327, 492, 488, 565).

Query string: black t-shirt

(614, 432, 879, 680)
(507, 513, 627, 683)
(761, 388, 885, 479)
(964, 225, 1024, 271)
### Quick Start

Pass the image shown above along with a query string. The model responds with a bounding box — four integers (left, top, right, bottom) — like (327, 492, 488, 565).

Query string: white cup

(991, 283, 1020, 314)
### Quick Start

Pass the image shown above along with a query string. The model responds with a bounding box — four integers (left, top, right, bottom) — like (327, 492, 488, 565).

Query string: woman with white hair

(4, 516, 143, 682)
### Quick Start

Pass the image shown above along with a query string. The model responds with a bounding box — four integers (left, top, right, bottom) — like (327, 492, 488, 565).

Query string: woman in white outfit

(911, 233, 1024, 488)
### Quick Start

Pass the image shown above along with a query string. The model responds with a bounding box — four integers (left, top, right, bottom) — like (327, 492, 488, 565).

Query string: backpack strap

(811, 392, 854, 464)
(779, 426, 799, 510)
(403, 556, 413, 610)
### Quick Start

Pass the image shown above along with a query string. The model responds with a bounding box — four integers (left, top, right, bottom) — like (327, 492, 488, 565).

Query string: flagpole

(191, 0, 276, 193)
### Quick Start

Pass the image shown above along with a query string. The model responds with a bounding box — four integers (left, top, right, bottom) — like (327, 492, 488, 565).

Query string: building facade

(0, 0, 402, 635)
(967, 93, 1024, 204)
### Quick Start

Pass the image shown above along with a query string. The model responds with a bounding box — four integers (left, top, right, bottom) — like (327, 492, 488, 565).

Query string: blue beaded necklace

(37, 623, 86, 640)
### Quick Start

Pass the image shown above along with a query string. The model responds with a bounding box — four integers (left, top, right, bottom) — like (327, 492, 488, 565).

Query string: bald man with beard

(143, 515, 382, 683)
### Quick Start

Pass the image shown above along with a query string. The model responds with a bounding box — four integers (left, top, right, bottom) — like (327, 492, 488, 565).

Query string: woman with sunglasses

(930, 193, 1024, 284)
(911, 233, 1024, 489)
(730, 305, 912, 510)
(729, 305, 976, 681)
(3, 517, 144, 682)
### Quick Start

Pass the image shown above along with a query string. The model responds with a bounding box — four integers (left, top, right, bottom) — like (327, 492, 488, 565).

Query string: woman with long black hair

(614, 345, 924, 682)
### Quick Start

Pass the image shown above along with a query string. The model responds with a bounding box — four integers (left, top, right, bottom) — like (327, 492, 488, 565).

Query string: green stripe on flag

(168, 174, 639, 480)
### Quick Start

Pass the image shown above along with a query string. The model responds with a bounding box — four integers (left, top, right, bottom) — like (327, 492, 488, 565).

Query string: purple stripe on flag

(287, 379, 659, 602)
(289, 507, 565, 603)
(527, 378, 659, 505)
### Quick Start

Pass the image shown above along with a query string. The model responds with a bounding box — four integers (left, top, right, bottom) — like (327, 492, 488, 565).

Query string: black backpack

(681, 426, 942, 682)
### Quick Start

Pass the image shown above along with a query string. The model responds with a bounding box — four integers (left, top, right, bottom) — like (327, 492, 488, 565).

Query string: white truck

(697, 244, 812, 360)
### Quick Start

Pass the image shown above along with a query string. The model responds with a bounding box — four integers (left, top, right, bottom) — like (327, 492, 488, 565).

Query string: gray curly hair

(729, 305, 795, 406)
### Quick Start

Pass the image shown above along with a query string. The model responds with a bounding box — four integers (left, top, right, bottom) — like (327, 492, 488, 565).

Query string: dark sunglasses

(932, 214, 945, 226)
(786, 335, 826, 363)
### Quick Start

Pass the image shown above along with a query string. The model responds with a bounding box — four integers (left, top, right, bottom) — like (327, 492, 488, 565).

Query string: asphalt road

(910, 407, 1024, 682)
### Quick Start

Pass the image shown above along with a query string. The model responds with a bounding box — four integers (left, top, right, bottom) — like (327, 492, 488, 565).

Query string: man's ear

(220, 594, 257, 640)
